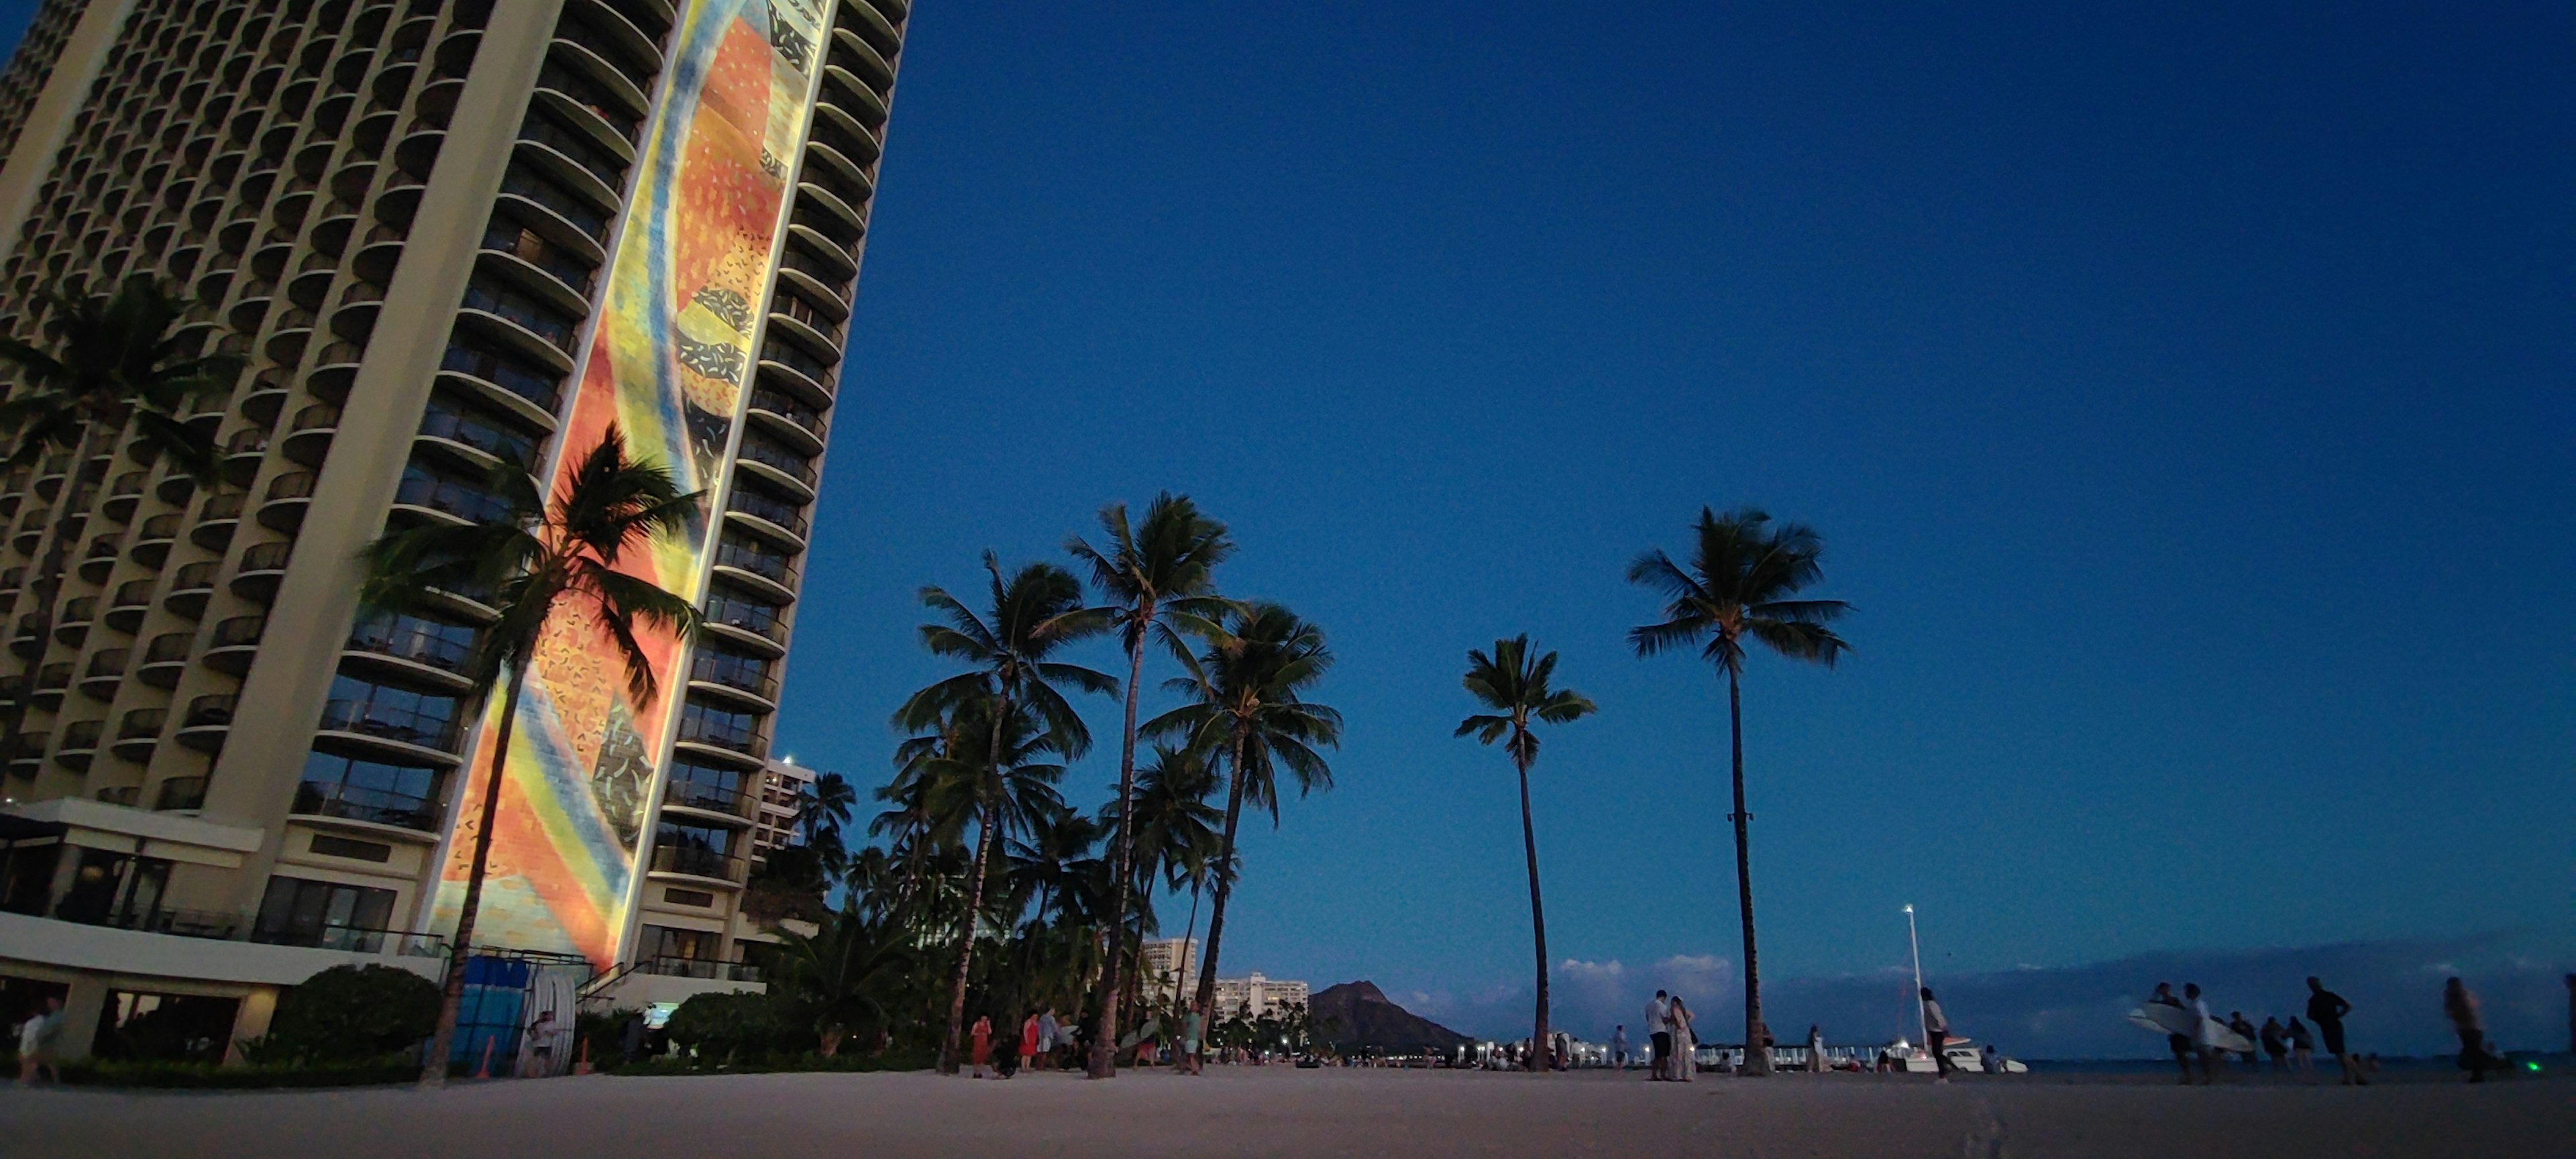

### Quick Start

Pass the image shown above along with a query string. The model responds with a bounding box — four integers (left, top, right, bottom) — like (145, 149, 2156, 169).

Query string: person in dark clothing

(2228, 1013, 2261, 1073)
(2306, 976, 2364, 1086)
(2445, 977, 2500, 1083)
(2259, 1017, 2288, 1072)
(2149, 982, 2194, 1084)
(619, 1010, 647, 1064)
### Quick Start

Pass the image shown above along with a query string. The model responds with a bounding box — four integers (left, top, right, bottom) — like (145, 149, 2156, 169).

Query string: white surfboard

(2129, 1005, 2252, 1052)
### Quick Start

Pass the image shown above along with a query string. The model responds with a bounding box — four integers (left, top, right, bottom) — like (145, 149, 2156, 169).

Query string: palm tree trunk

(1515, 750, 1550, 1072)
(1190, 727, 1250, 1022)
(420, 661, 528, 1087)
(0, 425, 105, 777)
(938, 696, 1010, 1074)
(1727, 664, 1769, 1075)
(1091, 624, 1150, 1078)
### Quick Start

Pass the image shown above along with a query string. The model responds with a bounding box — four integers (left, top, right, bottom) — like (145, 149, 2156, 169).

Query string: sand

(4, 1065, 2561, 1158)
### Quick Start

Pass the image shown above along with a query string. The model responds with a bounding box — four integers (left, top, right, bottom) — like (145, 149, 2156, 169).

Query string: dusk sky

(5, 1, 2565, 1050)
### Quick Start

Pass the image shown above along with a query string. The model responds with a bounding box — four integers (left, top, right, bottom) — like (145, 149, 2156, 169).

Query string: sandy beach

(5, 1066, 2559, 1158)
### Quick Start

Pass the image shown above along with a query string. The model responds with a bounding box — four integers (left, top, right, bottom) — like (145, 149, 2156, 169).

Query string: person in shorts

(2306, 977, 2362, 1086)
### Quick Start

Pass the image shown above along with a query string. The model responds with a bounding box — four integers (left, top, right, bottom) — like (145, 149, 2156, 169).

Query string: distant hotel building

(1139, 940, 1309, 1019)
(1212, 972, 1309, 1019)
(747, 757, 811, 863)
(1138, 936, 1197, 1003)
(0, 0, 906, 1064)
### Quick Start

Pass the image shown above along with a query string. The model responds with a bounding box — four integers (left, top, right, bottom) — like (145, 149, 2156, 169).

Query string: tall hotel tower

(0, 0, 902, 1056)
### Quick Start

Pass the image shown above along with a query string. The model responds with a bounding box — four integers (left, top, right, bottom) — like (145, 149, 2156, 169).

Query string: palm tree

(0, 278, 242, 773)
(1065, 492, 1232, 1077)
(1102, 741, 1222, 1023)
(795, 769, 857, 844)
(360, 427, 701, 1087)
(894, 555, 1114, 1073)
(775, 905, 913, 1056)
(1456, 634, 1597, 1071)
(1142, 602, 1340, 1027)
(1625, 506, 1848, 1076)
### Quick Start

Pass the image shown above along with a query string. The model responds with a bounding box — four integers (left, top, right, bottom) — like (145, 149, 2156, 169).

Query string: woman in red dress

(1016, 1013, 1042, 1078)
(970, 1015, 994, 1079)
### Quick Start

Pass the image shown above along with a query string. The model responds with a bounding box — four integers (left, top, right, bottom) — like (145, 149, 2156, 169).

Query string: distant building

(749, 759, 815, 863)
(1139, 936, 1198, 1003)
(1212, 972, 1310, 1019)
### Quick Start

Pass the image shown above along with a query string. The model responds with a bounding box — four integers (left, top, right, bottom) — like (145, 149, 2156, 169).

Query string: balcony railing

(759, 337, 837, 388)
(440, 337, 564, 412)
(498, 164, 610, 244)
(396, 470, 515, 524)
(315, 698, 457, 751)
(747, 388, 828, 443)
(481, 219, 595, 296)
(703, 590, 786, 644)
(291, 776, 447, 832)
(714, 539, 799, 588)
(251, 916, 450, 956)
(689, 651, 780, 701)
(676, 709, 762, 757)
(154, 774, 207, 811)
(419, 404, 539, 470)
(639, 955, 762, 981)
(727, 489, 808, 539)
(519, 110, 627, 189)
(662, 775, 756, 820)
(347, 617, 474, 673)
(737, 437, 817, 488)
(460, 280, 580, 355)
(649, 844, 749, 883)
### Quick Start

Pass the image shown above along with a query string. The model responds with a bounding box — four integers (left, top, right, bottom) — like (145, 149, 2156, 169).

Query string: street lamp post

(1903, 904, 1926, 1052)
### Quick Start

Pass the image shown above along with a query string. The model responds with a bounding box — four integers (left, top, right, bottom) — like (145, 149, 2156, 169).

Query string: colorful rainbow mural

(430, 0, 828, 970)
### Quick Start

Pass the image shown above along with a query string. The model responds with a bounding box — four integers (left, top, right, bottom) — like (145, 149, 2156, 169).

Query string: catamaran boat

(1877, 1038, 2027, 1074)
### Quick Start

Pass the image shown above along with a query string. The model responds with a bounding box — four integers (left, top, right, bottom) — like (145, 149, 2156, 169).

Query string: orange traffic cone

(574, 1038, 592, 1076)
(475, 1036, 494, 1079)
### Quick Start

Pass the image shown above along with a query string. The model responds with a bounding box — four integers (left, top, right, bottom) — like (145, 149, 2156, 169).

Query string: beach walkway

(7, 1064, 2559, 1158)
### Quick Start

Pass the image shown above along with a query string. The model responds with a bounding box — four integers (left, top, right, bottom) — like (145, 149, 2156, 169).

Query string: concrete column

(52, 971, 109, 1062)
(221, 985, 278, 1066)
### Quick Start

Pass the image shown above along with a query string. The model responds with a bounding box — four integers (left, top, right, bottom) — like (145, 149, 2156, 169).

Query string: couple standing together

(1643, 990, 1697, 1081)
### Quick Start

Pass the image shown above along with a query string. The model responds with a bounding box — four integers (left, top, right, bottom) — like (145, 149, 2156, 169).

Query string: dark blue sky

(6, 1, 2567, 1038)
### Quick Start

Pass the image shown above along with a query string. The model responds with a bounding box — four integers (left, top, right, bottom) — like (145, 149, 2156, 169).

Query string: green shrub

(247, 964, 441, 1065)
(663, 991, 791, 1062)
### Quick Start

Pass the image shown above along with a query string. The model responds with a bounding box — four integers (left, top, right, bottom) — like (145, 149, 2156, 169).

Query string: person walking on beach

(1611, 1024, 1629, 1070)
(2306, 977, 2363, 1086)
(1667, 995, 1697, 1083)
(1177, 1007, 1204, 1076)
(1807, 1024, 1827, 1074)
(2284, 1016, 2315, 1072)
(969, 1014, 994, 1079)
(2149, 983, 2194, 1084)
(1919, 987, 1955, 1081)
(2259, 1017, 2288, 1072)
(1645, 991, 1672, 1081)
(2183, 984, 2220, 1084)
(1036, 1009, 1060, 1071)
(2227, 1012, 2260, 1074)
(2444, 977, 2499, 1082)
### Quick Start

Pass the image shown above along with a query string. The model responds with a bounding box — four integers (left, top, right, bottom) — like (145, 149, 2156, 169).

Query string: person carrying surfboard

(2147, 983, 2196, 1084)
